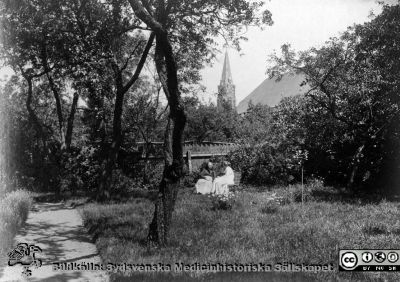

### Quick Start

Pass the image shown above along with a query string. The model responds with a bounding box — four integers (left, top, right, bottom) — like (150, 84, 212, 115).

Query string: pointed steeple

(217, 50, 236, 111)
(220, 50, 233, 85)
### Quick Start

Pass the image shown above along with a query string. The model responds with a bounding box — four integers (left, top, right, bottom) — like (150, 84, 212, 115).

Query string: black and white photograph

(0, 0, 400, 281)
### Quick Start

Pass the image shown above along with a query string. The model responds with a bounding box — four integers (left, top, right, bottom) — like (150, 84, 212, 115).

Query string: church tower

(217, 51, 236, 111)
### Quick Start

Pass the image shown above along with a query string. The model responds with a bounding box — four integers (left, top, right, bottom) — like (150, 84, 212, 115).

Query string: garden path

(0, 201, 109, 282)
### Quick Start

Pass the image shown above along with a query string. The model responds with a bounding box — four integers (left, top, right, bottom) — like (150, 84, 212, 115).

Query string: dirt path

(0, 202, 109, 282)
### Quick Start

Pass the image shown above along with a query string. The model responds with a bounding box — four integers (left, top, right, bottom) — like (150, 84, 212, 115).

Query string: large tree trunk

(97, 77, 124, 200)
(48, 73, 66, 150)
(127, 0, 187, 246)
(65, 92, 79, 151)
(23, 74, 50, 190)
(147, 33, 187, 246)
(41, 45, 67, 150)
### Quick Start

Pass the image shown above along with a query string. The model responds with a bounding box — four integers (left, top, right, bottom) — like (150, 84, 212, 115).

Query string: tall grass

(81, 184, 400, 281)
(0, 180, 32, 263)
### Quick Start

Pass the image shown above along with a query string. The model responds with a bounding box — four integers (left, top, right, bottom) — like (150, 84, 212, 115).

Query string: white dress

(195, 176, 213, 194)
(212, 166, 235, 195)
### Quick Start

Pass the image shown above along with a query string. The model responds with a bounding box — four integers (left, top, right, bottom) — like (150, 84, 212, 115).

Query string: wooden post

(186, 150, 192, 173)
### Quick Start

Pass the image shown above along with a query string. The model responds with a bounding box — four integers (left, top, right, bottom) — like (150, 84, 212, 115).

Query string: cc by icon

(341, 252, 358, 269)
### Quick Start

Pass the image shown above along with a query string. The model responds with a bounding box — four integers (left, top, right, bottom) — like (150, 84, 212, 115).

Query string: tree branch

(121, 32, 155, 93)
(128, 0, 164, 33)
(120, 40, 144, 71)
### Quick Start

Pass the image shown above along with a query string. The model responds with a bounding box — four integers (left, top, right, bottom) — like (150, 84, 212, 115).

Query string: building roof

(236, 73, 309, 113)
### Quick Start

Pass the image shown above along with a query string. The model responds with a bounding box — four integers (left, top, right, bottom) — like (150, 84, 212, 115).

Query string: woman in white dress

(212, 161, 234, 195)
(195, 161, 214, 194)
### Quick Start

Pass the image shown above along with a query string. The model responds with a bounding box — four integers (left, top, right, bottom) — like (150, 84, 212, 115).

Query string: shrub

(0, 188, 32, 262)
(110, 169, 137, 196)
(130, 160, 165, 190)
(57, 145, 103, 196)
(143, 162, 164, 189)
(228, 143, 302, 186)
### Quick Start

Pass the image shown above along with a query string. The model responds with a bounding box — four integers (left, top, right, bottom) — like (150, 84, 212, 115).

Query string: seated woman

(195, 161, 214, 194)
(212, 161, 234, 195)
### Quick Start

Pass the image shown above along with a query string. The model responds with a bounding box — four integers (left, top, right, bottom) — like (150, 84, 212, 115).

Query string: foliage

(265, 3, 400, 191)
(184, 97, 274, 145)
(124, 81, 167, 145)
(145, 0, 273, 87)
(0, 75, 64, 190)
(0, 187, 32, 262)
(184, 96, 240, 142)
(139, 161, 165, 189)
(229, 142, 302, 186)
(235, 102, 272, 144)
(0, 0, 272, 203)
(225, 93, 309, 186)
(126, 0, 273, 245)
(181, 171, 201, 188)
(60, 145, 103, 195)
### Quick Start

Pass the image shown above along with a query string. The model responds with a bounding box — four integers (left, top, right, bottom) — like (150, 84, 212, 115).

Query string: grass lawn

(80, 185, 400, 282)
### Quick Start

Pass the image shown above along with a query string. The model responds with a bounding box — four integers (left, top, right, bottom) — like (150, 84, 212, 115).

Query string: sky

(200, 0, 391, 105)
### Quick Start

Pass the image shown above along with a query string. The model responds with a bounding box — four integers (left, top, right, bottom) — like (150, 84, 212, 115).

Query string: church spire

(217, 50, 236, 111)
(220, 50, 233, 85)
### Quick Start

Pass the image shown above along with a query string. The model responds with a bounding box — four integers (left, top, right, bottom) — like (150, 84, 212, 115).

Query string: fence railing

(134, 142, 238, 173)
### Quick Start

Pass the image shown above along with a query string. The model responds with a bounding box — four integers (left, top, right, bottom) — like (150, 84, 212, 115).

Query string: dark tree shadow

(1, 201, 107, 282)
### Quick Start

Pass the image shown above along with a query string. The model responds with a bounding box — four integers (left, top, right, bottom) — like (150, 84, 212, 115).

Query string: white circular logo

(362, 252, 373, 263)
(341, 252, 358, 269)
(388, 252, 399, 263)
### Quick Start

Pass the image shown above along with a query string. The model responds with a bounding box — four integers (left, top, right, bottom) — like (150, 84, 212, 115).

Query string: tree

(0, 0, 107, 153)
(97, 28, 155, 199)
(1, 0, 160, 196)
(183, 96, 239, 143)
(127, 0, 272, 246)
(229, 96, 306, 185)
(123, 77, 168, 182)
(235, 101, 272, 144)
(267, 2, 400, 190)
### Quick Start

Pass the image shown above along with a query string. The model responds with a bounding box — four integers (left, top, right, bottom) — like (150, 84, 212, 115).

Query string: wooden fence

(132, 142, 238, 173)
(184, 143, 237, 172)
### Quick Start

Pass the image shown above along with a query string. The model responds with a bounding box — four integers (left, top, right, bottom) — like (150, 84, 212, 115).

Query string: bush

(128, 160, 164, 190)
(228, 144, 302, 186)
(142, 162, 164, 188)
(54, 145, 104, 196)
(0, 188, 32, 262)
(110, 169, 138, 196)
